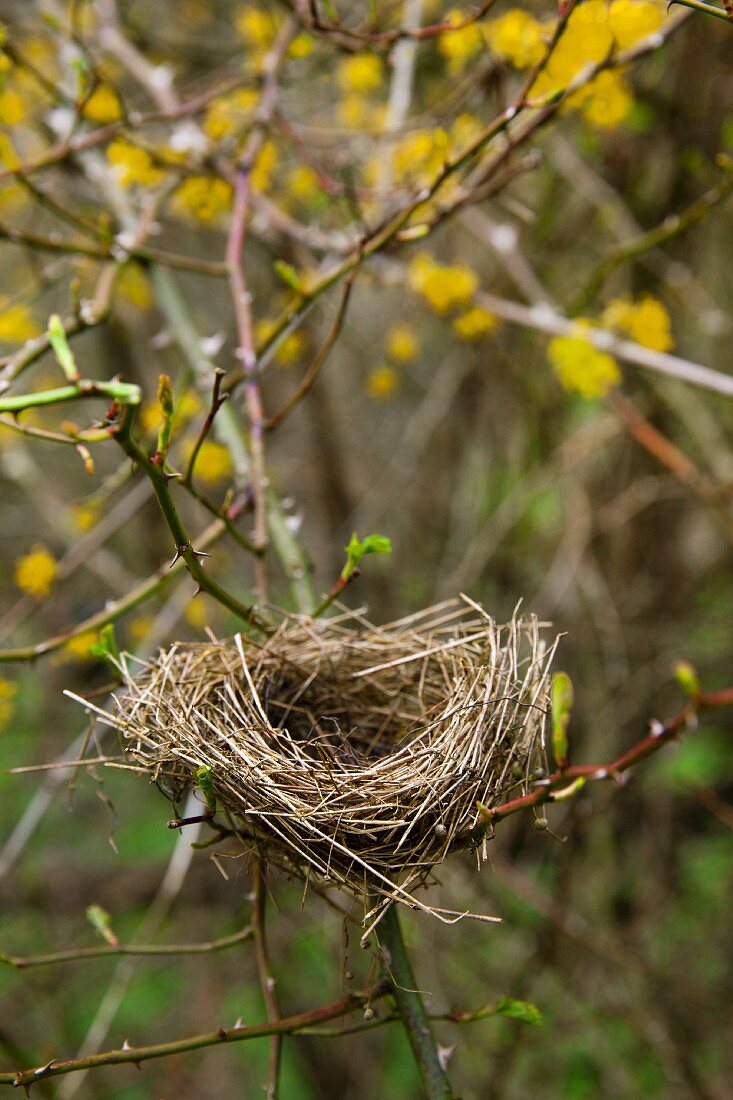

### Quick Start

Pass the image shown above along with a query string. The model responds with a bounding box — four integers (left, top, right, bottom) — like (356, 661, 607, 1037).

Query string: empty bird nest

(98, 597, 557, 923)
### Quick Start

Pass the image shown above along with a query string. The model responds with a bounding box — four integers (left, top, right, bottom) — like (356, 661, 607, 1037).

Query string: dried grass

(101, 597, 557, 920)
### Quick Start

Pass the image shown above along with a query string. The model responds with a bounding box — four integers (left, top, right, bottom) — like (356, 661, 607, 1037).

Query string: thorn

(233, 1017, 243, 1030)
(121, 1039, 132, 1051)
(169, 544, 188, 568)
(33, 1059, 57, 1077)
(191, 547, 210, 560)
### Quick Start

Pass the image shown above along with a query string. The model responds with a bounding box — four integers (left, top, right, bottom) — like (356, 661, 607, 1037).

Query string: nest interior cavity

(107, 597, 556, 913)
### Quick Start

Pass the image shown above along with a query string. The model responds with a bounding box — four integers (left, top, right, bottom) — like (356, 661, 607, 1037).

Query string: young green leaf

(273, 260, 302, 292)
(672, 660, 701, 698)
(551, 671, 574, 768)
(341, 532, 392, 581)
(493, 997, 543, 1027)
(86, 904, 119, 947)
(195, 764, 217, 816)
(88, 624, 122, 678)
(48, 314, 80, 383)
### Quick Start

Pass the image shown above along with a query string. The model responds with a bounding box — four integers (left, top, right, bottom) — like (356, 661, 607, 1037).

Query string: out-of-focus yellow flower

(204, 88, 258, 141)
(186, 439, 233, 483)
(185, 597, 209, 630)
(386, 324, 419, 362)
(548, 326, 621, 398)
(337, 93, 383, 130)
(172, 175, 232, 222)
(117, 262, 152, 309)
(255, 319, 307, 366)
(366, 364, 399, 400)
(83, 84, 122, 123)
(128, 615, 153, 645)
(14, 543, 57, 599)
(485, 9, 545, 69)
(106, 140, 164, 188)
(608, 0, 664, 49)
(601, 295, 673, 351)
(577, 70, 634, 129)
(336, 54, 383, 94)
(62, 630, 98, 662)
(408, 253, 479, 314)
(453, 307, 498, 340)
(286, 164, 323, 205)
(71, 504, 99, 531)
(0, 676, 18, 729)
(438, 9, 487, 75)
(235, 7, 278, 48)
(0, 88, 25, 126)
(252, 140, 278, 193)
(0, 300, 39, 343)
(288, 33, 313, 59)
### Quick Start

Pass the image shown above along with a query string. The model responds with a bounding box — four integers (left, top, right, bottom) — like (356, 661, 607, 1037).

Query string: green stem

(0, 380, 140, 414)
(668, 0, 732, 21)
(378, 906, 454, 1100)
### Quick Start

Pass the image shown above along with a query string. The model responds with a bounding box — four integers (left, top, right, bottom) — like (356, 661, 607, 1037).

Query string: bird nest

(99, 598, 557, 921)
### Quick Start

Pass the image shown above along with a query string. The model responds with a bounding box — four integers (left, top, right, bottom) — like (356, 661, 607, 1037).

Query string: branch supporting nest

(100, 597, 558, 922)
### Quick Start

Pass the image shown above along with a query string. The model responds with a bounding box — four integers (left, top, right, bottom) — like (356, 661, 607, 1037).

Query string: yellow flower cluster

(204, 88, 258, 142)
(235, 7, 312, 67)
(548, 325, 621, 398)
(186, 439, 233, 483)
(371, 113, 483, 193)
(172, 174, 232, 223)
(0, 300, 39, 343)
(83, 84, 122, 124)
(286, 165, 323, 208)
(365, 364, 400, 401)
(481, 2, 665, 129)
(484, 9, 545, 69)
(385, 324, 419, 363)
(335, 54, 384, 130)
(14, 543, 57, 599)
(437, 9, 487, 75)
(408, 253, 479, 315)
(453, 307, 498, 341)
(601, 295, 673, 351)
(106, 139, 165, 188)
(0, 676, 17, 730)
(255, 319, 308, 367)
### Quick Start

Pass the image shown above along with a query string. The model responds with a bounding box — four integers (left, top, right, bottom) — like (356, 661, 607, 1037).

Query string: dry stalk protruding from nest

(93, 597, 557, 922)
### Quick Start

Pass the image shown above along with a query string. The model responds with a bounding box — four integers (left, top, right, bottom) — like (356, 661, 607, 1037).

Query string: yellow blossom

(255, 319, 307, 366)
(408, 253, 479, 314)
(0, 88, 25, 126)
(386, 324, 419, 362)
(286, 165, 323, 205)
(0, 300, 39, 343)
(366, 364, 399, 400)
(127, 615, 153, 645)
(117, 263, 152, 309)
(602, 295, 673, 351)
(204, 88, 258, 141)
(106, 139, 164, 188)
(438, 9, 487, 75)
(548, 328, 621, 398)
(185, 597, 209, 630)
(62, 630, 98, 662)
(453, 307, 498, 340)
(235, 8, 278, 48)
(608, 0, 664, 49)
(485, 9, 545, 69)
(83, 84, 122, 123)
(252, 140, 278, 193)
(186, 439, 233, 483)
(337, 93, 382, 130)
(337, 55, 383, 94)
(172, 175, 232, 223)
(0, 676, 18, 730)
(14, 543, 57, 599)
(288, 34, 313, 59)
(392, 128, 449, 187)
(71, 504, 99, 531)
(579, 70, 634, 129)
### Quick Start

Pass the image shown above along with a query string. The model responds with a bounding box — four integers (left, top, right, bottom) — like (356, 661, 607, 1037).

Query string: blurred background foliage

(0, 0, 732, 1096)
